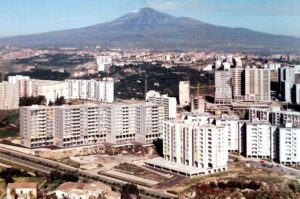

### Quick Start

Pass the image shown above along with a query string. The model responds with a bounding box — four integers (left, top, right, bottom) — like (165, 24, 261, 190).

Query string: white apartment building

(54, 104, 108, 147)
(0, 81, 19, 110)
(279, 66, 296, 103)
(162, 120, 228, 176)
(295, 84, 300, 104)
(0, 76, 115, 110)
(231, 68, 244, 101)
(20, 105, 55, 147)
(97, 56, 112, 72)
(215, 114, 239, 152)
(179, 81, 190, 106)
(66, 78, 114, 102)
(244, 68, 271, 101)
(7, 75, 69, 103)
(248, 107, 300, 127)
(278, 127, 300, 165)
(20, 102, 164, 148)
(146, 90, 177, 120)
(242, 120, 276, 159)
(32, 80, 69, 103)
(214, 70, 232, 103)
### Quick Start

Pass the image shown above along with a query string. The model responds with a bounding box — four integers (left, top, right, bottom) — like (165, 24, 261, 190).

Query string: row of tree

(19, 96, 66, 106)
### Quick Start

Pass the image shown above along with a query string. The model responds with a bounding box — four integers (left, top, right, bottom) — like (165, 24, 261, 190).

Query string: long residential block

(20, 102, 164, 148)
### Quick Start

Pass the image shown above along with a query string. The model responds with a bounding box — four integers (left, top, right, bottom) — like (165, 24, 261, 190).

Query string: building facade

(163, 120, 228, 174)
(278, 127, 300, 164)
(214, 70, 232, 103)
(231, 68, 244, 101)
(244, 68, 271, 101)
(20, 102, 164, 148)
(146, 90, 177, 120)
(66, 78, 114, 102)
(0, 81, 19, 110)
(97, 56, 112, 72)
(179, 81, 190, 106)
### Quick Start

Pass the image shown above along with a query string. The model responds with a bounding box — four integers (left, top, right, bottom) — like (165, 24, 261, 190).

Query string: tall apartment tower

(231, 68, 245, 101)
(179, 81, 190, 106)
(244, 68, 271, 101)
(163, 120, 228, 172)
(278, 66, 295, 103)
(214, 70, 232, 103)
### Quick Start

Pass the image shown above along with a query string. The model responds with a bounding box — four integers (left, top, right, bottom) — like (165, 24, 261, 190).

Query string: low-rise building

(53, 182, 120, 199)
(7, 183, 38, 199)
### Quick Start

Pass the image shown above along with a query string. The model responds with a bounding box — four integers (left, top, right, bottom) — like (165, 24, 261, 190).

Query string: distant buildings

(146, 90, 177, 120)
(244, 68, 271, 101)
(215, 67, 271, 103)
(214, 70, 232, 103)
(20, 102, 164, 148)
(0, 75, 115, 110)
(66, 78, 114, 102)
(179, 81, 190, 106)
(231, 68, 245, 101)
(96, 56, 113, 72)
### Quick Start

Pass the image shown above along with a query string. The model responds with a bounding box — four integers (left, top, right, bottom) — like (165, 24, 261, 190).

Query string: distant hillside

(1, 7, 300, 53)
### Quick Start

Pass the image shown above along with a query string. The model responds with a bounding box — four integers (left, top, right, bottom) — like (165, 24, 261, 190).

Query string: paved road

(0, 147, 177, 199)
(0, 153, 53, 174)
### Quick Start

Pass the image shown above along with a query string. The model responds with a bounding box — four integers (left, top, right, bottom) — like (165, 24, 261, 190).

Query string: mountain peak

(113, 7, 176, 25)
(1, 7, 300, 52)
(136, 7, 157, 13)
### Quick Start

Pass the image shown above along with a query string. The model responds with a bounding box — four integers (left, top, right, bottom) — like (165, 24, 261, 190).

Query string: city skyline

(1, 0, 300, 37)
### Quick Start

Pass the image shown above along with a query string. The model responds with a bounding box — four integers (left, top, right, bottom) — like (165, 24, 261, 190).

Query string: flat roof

(145, 157, 206, 175)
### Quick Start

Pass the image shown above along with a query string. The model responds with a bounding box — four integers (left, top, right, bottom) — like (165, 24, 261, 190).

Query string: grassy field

(0, 129, 19, 138)
(0, 110, 19, 125)
(0, 110, 19, 138)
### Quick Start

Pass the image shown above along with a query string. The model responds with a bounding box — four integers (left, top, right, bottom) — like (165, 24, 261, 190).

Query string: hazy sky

(1, 0, 300, 37)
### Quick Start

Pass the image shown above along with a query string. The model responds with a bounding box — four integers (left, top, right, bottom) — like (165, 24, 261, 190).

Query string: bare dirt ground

(170, 156, 300, 199)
